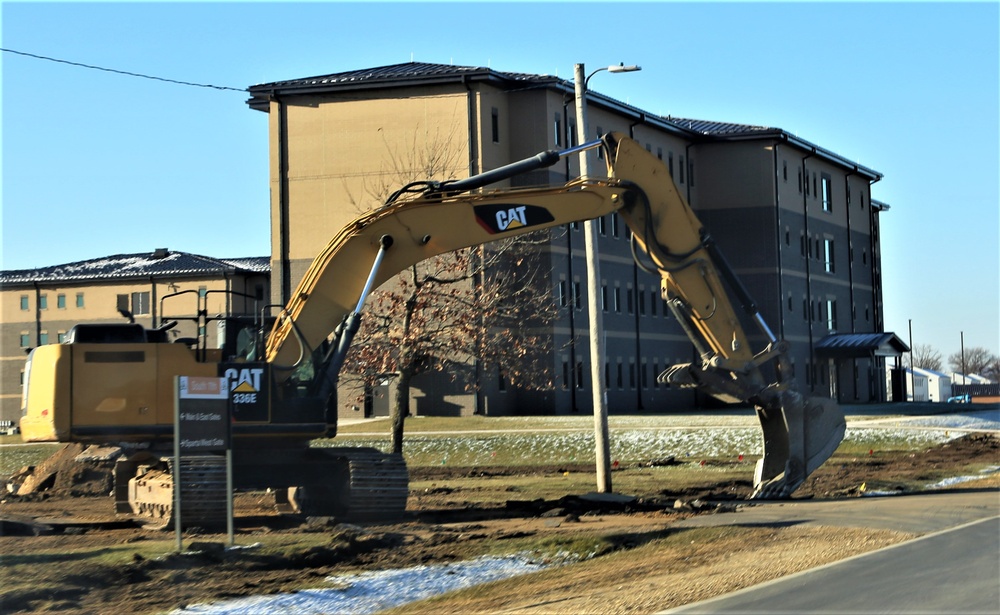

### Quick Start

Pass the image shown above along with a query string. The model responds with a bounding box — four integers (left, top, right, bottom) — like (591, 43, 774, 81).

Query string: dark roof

(247, 62, 557, 110)
(815, 332, 910, 358)
(247, 62, 882, 181)
(0, 250, 269, 286)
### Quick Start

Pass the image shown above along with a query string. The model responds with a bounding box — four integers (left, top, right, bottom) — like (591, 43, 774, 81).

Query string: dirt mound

(8, 443, 119, 498)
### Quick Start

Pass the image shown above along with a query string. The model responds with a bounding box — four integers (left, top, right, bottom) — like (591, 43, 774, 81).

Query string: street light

(574, 62, 641, 493)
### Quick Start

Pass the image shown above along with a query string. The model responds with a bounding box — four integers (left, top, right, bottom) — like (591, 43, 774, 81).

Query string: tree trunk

(390, 367, 412, 454)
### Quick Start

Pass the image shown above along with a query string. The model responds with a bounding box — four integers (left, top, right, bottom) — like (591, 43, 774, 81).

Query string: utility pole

(574, 62, 640, 493)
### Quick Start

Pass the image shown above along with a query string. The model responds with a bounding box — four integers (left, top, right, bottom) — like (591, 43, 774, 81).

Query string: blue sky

(2, 2, 997, 360)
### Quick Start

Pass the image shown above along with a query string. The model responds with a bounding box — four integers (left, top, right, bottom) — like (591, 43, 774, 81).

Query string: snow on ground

(174, 553, 555, 614)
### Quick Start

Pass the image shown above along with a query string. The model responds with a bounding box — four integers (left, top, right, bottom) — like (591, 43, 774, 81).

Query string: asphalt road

(662, 491, 1000, 614)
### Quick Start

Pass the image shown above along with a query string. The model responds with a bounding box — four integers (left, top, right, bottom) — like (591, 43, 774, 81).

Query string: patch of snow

(174, 552, 555, 614)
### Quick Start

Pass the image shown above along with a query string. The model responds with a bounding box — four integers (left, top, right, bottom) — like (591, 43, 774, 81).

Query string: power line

(1, 47, 247, 92)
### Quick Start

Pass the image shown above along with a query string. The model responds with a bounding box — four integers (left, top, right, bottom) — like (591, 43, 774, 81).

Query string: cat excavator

(19, 132, 845, 526)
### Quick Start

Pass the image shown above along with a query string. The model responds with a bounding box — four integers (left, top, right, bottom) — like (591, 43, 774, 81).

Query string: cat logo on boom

(474, 203, 555, 234)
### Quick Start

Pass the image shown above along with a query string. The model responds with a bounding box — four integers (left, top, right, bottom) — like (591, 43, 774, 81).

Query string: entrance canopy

(815, 332, 909, 359)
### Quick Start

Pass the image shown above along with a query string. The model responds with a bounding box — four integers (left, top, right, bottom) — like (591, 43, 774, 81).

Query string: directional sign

(177, 376, 230, 452)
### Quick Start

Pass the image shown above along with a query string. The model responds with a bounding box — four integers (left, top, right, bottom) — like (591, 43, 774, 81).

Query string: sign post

(174, 376, 233, 550)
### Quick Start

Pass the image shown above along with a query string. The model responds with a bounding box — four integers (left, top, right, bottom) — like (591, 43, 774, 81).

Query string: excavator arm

(265, 132, 845, 499)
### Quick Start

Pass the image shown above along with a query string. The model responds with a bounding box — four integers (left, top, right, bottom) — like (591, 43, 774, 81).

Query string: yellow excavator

(19, 133, 845, 526)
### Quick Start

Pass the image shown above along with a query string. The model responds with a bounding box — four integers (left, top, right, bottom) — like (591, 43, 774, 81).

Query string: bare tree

(948, 346, 1000, 378)
(338, 124, 558, 453)
(905, 344, 943, 371)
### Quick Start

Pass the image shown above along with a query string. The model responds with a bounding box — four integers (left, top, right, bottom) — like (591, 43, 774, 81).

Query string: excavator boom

(265, 132, 845, 498)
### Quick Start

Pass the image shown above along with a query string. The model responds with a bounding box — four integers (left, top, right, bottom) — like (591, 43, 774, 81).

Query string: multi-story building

(0, 250, 269, 423)
(246, 62, 898, 416)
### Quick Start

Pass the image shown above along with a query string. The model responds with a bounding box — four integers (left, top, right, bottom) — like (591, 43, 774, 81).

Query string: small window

(824, 239, 835, 273)
(39, 295, 48, 310)
(554, 113, 563, 147)
(629, 362, 636, 389)
(656, 146, 663, 161)
(491, 107, 499, 143)
(821, 174, 832, 212)
(601, 284, 609, 312)
(638, 286, 646, 316)
(58, 331, 67, 343)
(20, 295, 29, 311)
(198, 286, 208, 298)
(611, 214, 620, 238)
(598, 215, 607, 236)
(596, 126, 604, 159)
(57, 294, 66, 309)
(627, 284, 634, 314)
(679, 156, 685, 183)
(132, 291, 151, 315)
(573, 281, 582, 310)
(20, 333, 30, 347)
(39, 332, 49, 345)
(557, 279, 568, 308)
(613, 286, 622, 313)
(782, 160, 788, 182)
(668, 152, 674, 177)
(650, 290, 658, 316)
(76, 292, 85, 308)
(616, 361, 624, 389)
(576, 361, 585, 390)
(561, 360, 570, 389)
(688, 159, 695, 187)
(826, 299, 838, 331)
(798, 169, 803, 193)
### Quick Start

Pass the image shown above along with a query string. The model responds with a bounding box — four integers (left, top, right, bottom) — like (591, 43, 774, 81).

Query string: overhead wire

(0, 47, 247, 92)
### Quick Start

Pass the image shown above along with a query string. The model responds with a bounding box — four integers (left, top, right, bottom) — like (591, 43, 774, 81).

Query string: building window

(119, 292, 151, 315)
(198, 286, 208, 298)
(783, 160, 788, 182)
(650, 289, 658, 316)
(679, 156, 685, 183)
(561, 360, 570, 389)
(39, 295, 48, 310)
(821, 173, 832, 212)
(58, 331, 67, 343)
(39, 332, 49, 345)
(638, 286, 646, 316)
(554, 113, 563, 147)
(826, 299, 838, 331)
(613, 286, 622, 313)
(798, 169, 803, 193)
(57, 294, 66, 309)
(616, 361, 624, 389)
(688, 159, 695, 187)
(656, 146, 663, 161)
(557, 279, 567, 308)
(598, 215, 607, 236)
(596, 126, 604, 159)
(76, 292, 85, 308)
(20, 295, 29, 311)
(629, 362, 636, 389)
(611, 214, 620, 238)
(20, 333, 30, 347)
(498, 370, 507, 392)
(668, 152, 674, 177)
(573, 281, 582, 310)
(576, 361, 585, 390)
(601, 284, 609, 312)
(813, 173, 818, 198)
(491, 107, 500, 143)
(627, 284, 634, 314)
(823, 238, 835, 273)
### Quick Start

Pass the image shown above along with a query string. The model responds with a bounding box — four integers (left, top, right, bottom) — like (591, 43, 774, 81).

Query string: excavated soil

(0, 433, 997, 614)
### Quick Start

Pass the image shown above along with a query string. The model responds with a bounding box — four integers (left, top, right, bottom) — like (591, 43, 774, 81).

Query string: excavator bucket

(751, 391, 846, 499)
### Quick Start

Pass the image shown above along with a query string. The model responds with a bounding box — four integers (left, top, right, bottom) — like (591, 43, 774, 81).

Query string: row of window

(557, 279, 669, 318)
(551, 115, 694, 186)
(781, 163, 870, 214)
(19, 331, 68, 347)
(559, 357, 685, 391)
(19, 292, 85, 311)
(787, 295, 872, 328)
(784, 233, 869, 272)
